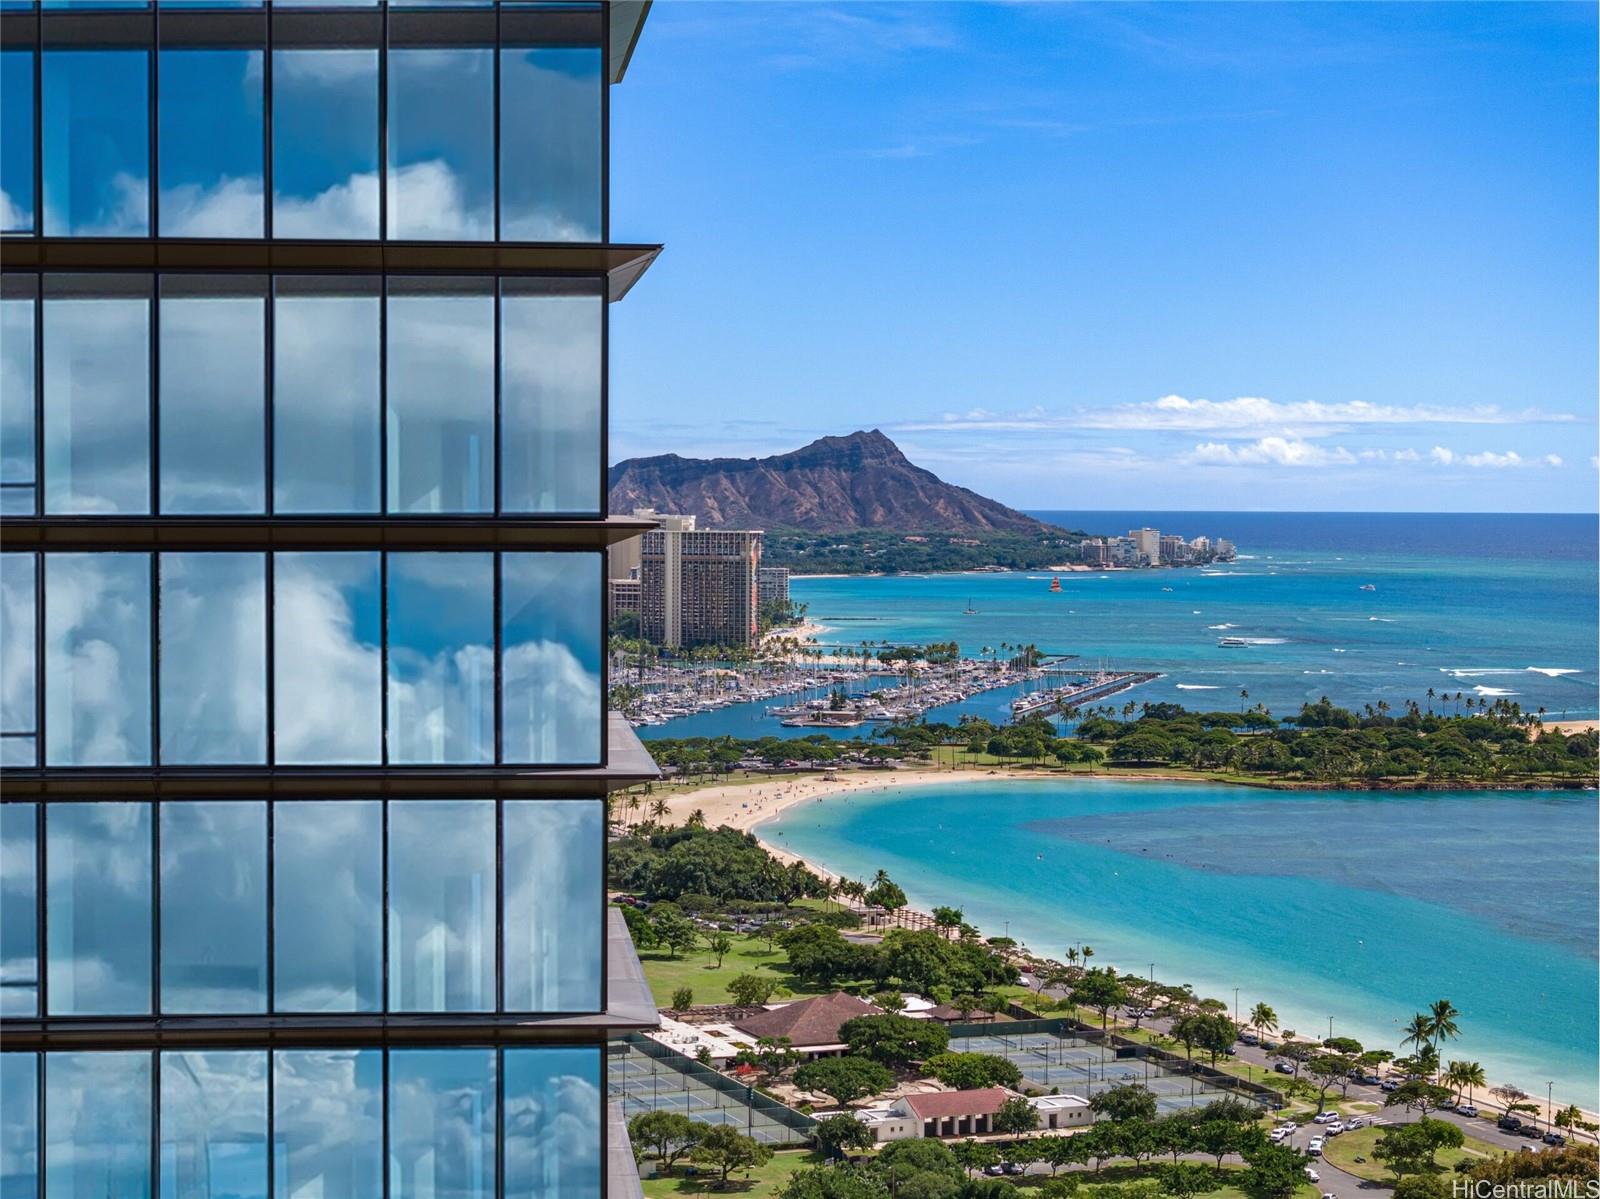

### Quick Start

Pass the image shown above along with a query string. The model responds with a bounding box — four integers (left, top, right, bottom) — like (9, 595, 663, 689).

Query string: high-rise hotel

(0, 3, 661, 1196)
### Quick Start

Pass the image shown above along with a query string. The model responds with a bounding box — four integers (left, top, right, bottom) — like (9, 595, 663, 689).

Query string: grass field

(641, 1149, 820, 1199)
(638, 931, 827, 1008)
(641, 1151, 1317, 1199)
(1320, 1125, 1505, 1182)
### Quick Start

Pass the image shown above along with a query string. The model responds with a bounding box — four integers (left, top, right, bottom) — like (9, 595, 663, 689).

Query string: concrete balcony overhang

(0, 240, 663, 301)
(1, 715, 661, 800)
(1, 514, 661, 553)
(609, 0, 651, 83)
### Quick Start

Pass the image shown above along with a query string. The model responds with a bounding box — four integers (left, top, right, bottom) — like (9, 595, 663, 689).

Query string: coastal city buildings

(0, 3, 661, 1196)
(758, 564, 791, 609)
(1077, 529, 1237, 568)
(640, 522, 763, 651)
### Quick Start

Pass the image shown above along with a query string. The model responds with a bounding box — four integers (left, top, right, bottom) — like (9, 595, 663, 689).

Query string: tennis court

(947, 1030, 1249, 1114)
(608, 1038, 815, 1146)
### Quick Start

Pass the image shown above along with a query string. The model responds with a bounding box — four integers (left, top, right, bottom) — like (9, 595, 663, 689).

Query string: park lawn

(638, 931, 827, 1008)
(642, 1149, 820, 1199)
(1015, 1163, 1314, 1199)
(1321, 1125, 1505, 1182)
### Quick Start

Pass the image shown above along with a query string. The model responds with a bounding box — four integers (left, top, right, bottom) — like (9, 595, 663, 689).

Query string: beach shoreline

(652, 767, 1600, 1129)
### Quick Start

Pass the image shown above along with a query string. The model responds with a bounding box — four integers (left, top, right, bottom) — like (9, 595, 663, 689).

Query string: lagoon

(759, 777, 1599, 1107)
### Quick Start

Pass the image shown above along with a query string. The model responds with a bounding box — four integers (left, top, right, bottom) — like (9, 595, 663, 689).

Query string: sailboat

(1049, 576, 1061, 593)
(963, 598, 978, 615)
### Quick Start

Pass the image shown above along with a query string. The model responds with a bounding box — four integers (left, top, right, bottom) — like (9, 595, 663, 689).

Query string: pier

(1010, 670, 1161, 717)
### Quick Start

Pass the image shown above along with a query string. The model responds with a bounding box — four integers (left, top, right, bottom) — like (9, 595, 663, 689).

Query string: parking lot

(947, 1030, 1254, 1114)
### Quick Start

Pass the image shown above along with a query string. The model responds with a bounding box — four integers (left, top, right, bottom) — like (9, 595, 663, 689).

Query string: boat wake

(1176, 684, 1220, 690)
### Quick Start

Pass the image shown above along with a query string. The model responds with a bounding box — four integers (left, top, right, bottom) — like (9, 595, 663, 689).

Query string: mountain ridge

(608, 430, 1058, 534)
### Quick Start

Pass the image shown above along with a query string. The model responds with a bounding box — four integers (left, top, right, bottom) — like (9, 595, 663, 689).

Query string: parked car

(1304, 1167, 1321, 1183)
(984, 1165, 1005, 1176)
(1543, 1132, 1567, 1147)
(1002, 1163, 1024, 1175)
(1380, 1079, 1401, 1092)
(1458, 1104, 1479, 1117)
(1357, 1073, 1383, 1085)
(1498, 1115, 1524, 1133)
(1313, 1112, 1339, 1124)
(1307, 1138, 1325, 1157)
(1274, 1062, 1295, 1075)
(1521, 1125, 1545, 1140)
(1326, 1122, 1345, 1136)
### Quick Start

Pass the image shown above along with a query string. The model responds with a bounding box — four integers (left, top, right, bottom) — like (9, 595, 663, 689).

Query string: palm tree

(1427, 998, 1462, 1051)
(1250, 1002, 1278, 1045)
(1239, 687, 1249, 714)
(1400, 1012, 1434, 1056)
(1444, 1060, 1486, 1105)
(649, 796, 669, 823)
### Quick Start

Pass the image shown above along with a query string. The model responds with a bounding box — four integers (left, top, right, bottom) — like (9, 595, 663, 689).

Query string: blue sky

(609, 2, 1598, 512)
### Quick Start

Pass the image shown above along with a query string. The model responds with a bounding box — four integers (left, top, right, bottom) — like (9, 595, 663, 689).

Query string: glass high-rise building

(0, 3, 661, 1196)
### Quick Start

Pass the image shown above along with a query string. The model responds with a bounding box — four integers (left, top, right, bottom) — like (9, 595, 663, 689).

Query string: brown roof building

(732, 991, 881, 1054)
(899, 1088, 1014, 1138)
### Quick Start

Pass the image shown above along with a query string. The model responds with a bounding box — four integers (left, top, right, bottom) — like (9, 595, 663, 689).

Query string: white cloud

(893, 394, 1577, 436)
(1187, 437, 1356, 467)
(1429, 447, 1563, 469)
(1188, 440, 1566, 470)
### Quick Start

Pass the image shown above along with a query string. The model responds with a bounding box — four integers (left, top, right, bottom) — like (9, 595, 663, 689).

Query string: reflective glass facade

(3, 5, 654, 1198)
(4, 1047, 601, 1199)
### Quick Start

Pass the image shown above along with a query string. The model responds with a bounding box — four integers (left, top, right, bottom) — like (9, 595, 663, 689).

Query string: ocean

(759, 778, 1600, 1109)
(644, 511, 1598, 740)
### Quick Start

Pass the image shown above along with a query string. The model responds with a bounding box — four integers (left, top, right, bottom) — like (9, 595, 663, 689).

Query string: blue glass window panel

(387, 800, 494, 1013)
(500, 287, 601, 513)
(501, 552, 601, 764)
(500, 48, 601, 242)
(46, 803, 152, 1015)
(273, 800, 381, 1013)
(44, 553, 152, 767)
(0, 553, 37, 767)
(504, 1048, 601, 1199)
(159, 553, 266, 764)
(273, 552, 382, 764)
(0, 51, 33, 233)
(272, 280, 380, 513)
(271, 49, 379, 239)
(273, 1050, 382, 1199)
(387, 49, 493, 241)
(0, 1052, 38, 1199)
(386, 282, 494, 513)
(503, 801, 601, 1012)
(389, 1050, 496, 1199)
(43, 281, 151, 515)
(158, 50, 263, 237)
(159, 284, 266, 514)
(0, 287, 37, 516)
(42, 50, 149, 236)
(0, 805, 38, 1016)
(46, 1052, 151, 1199)
(160, 802, 266, 1014)
(387, 553, 493, 764)
(160, 1051, 267, 1199)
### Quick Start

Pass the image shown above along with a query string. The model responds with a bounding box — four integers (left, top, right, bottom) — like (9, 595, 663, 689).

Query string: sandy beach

(651, 766, 1600, 1131)
(1543, 719, 1599, 736)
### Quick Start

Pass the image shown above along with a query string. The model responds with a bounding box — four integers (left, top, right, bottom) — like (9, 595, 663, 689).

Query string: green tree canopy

(793, 1056, 895, 1106)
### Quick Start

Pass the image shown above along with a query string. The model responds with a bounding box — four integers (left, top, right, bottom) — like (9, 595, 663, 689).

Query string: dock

(1010, 671, 1161, 718)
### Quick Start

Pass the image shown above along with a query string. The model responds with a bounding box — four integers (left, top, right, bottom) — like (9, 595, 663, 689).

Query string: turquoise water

(760, 779, 1599, 1108)
(644, 512, 1597, 741)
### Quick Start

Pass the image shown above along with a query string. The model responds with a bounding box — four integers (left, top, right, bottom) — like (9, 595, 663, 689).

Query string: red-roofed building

(899, 1087, 1011, 1137)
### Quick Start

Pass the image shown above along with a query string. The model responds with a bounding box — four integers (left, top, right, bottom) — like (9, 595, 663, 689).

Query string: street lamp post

(1233, 988, 1240, 1026)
